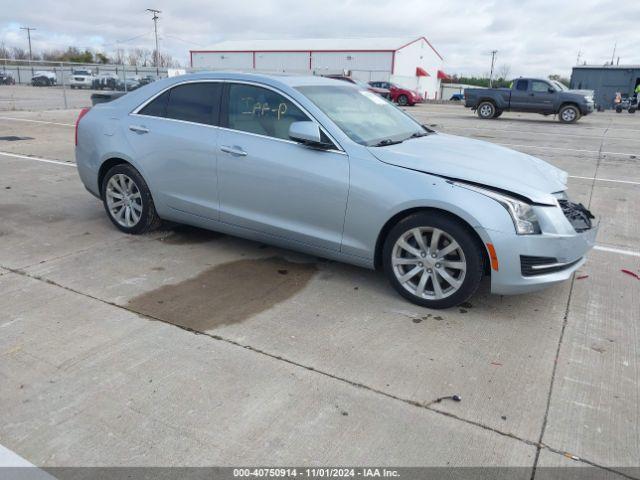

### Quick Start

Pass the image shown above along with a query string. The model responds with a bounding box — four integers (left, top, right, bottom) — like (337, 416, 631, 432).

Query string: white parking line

(497, 143, 637, 157)
(0, 116, 75, 127)
(569, 175, 640, 186)
(0, 151, 76, 167)
(2, 150, 639, 258)
(448, 126, 640, 142)
(593, 245, 640, 258)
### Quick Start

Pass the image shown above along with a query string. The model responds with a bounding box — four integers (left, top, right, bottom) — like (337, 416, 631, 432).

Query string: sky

(1, 0, 638, 77)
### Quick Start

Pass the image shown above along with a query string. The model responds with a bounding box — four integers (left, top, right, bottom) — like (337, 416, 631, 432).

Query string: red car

(369, 81, 423, 106)
(324, 75, 391, 99)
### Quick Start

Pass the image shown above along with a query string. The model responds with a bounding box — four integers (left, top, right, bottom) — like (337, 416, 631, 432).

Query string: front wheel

(477, 101, 495, 119)
(397, 94, 409, 106)
(558, 105, 580, 123)
(383, 212, 484, 309)
(101, 163, 162, 234)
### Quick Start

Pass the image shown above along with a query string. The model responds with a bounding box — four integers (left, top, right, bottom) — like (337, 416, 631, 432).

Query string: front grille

(559, 200, 594, 232)
(520, 255, 582, 276)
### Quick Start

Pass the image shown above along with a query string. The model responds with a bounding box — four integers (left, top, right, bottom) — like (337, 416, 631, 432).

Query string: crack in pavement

(3, 265, 638, 477)
(530, 274, 576, 480)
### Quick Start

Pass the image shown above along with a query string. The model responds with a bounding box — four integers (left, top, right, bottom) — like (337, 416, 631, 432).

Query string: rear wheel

(493, 109, 503, 118)
(477, 101, 495, 119)
(101, 163, 162, 234)
(397, 94, 409, 106)
(382, 212, 484, 309)
(559, 105, 580, 123)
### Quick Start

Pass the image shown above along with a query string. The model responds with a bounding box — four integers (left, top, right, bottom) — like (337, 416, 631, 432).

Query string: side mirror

(289, 121, 332, 149)
(548, 87, 555, 93)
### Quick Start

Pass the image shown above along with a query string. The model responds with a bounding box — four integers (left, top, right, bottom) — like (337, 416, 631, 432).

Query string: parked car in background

(31, 71, 57, 87)
(0, 72, 16, 85)
(69, 68, 94, 89)
(324, 75, 390, 98)
(464, 78, 595, 123)
(75, 72, 597, 308)
(449, 93, 464, 101)
(92, 73, 119, 90)
(138, 75, 156, 86)
(369, 81, 423, 106)
(116, 77, 141, 91)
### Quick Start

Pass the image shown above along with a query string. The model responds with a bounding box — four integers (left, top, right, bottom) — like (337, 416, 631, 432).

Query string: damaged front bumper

(484, 200, 598, 295)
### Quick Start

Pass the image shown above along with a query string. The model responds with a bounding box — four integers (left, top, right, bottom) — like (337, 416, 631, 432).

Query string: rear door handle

(220, 145, 247, 156)
(129, 125, 149, 134)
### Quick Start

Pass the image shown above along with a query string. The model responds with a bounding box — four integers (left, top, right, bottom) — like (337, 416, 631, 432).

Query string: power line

(162, 33, 205, 48)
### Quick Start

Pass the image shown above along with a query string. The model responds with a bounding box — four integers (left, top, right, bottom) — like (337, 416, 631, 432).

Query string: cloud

(1, 0, 638, 76)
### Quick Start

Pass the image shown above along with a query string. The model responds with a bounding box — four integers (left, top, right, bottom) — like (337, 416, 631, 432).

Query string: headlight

(454, 182, 541, 235)
(584, 96, 594, 103)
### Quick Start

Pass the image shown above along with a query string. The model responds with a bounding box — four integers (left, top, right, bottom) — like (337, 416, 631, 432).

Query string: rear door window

(165, 83, 222, 125)
(515, 80, 528, 91)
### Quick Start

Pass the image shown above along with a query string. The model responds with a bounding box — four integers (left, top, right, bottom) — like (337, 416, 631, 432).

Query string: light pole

(20, 26, 36, 76)
(146, 9, 161, 76)
(489, 50, 497, 88)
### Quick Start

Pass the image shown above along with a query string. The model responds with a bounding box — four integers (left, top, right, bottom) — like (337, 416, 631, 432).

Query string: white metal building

(190, 36, 446, 99)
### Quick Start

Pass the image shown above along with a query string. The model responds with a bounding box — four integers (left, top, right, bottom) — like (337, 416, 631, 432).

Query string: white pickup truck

(69, 69, 94, 89)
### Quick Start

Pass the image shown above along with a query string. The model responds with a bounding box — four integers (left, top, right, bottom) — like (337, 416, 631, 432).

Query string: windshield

(551, 80, 567, 91)
(297, 85, 424, 146)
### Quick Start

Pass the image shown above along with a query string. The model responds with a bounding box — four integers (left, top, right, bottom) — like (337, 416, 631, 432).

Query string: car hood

(567, 88, 593, 97)
(367, 133, 567, 205)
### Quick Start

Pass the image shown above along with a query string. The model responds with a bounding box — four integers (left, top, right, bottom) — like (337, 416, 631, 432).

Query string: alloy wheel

(391, 227, 467, 300)
(105, 174, 143, 228)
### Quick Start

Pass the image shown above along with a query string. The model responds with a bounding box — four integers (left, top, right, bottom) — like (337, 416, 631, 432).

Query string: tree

(497, 64, 511, 81)
(0, 42, 10, 60)
(95, 52, 110, 64)
(548, 74, 570, 87)
(11, 46, 28, 60)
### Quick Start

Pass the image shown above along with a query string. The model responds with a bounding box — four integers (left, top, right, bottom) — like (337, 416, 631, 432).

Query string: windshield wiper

(372, 139, 404, 147)
(408, 131, 429, 139)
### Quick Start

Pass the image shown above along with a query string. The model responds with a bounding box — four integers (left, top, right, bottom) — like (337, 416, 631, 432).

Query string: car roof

(162, 71, 348, 88)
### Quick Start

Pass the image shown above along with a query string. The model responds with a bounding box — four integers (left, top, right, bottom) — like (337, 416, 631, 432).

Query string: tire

(615, 106, 622, 113)
(477, 101, 495, 119)
(101, 163, 162, 234)
(382, 212, 484, 309)
(558, 105, 580, 123)
(397, 94, 409, 106)
(493, 109, 503, 118)
(629, 107, 636, 114)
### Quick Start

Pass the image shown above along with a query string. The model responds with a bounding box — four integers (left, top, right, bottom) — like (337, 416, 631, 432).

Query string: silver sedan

(75, 72, 597, 308)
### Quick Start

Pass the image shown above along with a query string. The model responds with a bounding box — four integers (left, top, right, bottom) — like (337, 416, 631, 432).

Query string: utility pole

(610, 42, 617, 65)
(20, 26, 36, 75)
(146, 9, 161, 76)
(489, 50, 497, 88)
(576, 50, 582, 65)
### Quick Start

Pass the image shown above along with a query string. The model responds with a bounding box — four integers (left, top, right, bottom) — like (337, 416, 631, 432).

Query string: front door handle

(129, 125, 149, 134)
(220, 145, 247, 157)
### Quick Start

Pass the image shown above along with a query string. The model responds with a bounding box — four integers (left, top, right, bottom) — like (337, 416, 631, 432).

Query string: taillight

(75, 107, 91, 146)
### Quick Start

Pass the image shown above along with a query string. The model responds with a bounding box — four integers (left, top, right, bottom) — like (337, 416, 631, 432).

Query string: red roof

(437, 70, 451, 80)
(416, 67, 430, 77)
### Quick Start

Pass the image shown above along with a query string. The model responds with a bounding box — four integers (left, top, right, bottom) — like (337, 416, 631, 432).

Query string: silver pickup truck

(464, 78, 595, 123)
